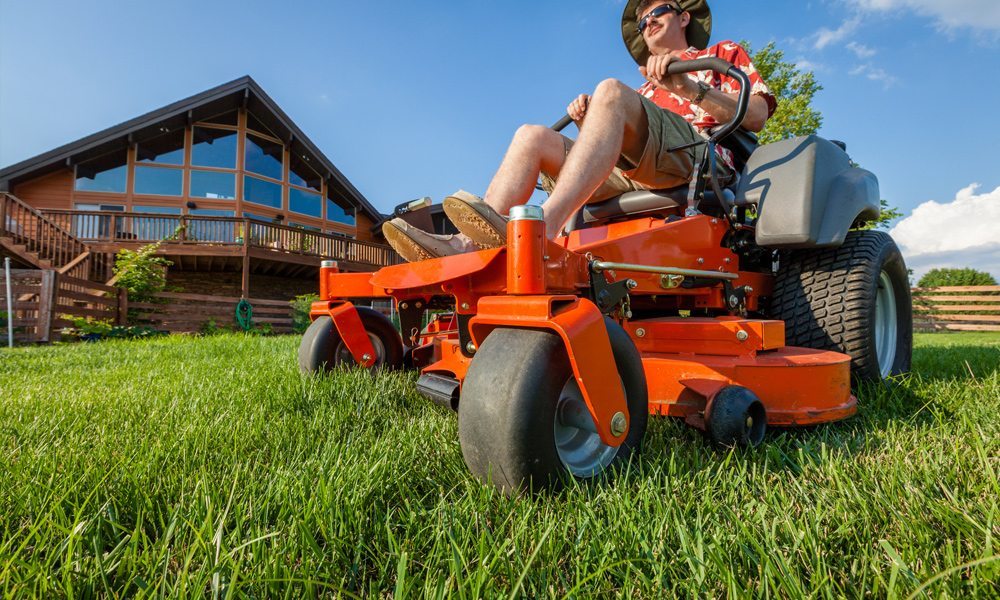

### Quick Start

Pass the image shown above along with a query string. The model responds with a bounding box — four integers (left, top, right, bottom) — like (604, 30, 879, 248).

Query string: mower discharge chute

(298, 58, 912, 495)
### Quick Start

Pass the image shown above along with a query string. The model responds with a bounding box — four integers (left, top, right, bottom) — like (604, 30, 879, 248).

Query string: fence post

(117, 288, 128, 326)
(38, 270, 57, 343)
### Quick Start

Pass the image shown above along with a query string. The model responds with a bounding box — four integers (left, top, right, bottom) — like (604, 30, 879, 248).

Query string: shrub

(291, 293, 320, 333)
(113, 240, 173, 304)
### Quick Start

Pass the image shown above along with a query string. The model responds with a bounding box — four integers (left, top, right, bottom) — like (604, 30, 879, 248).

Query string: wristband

(691, 81, 711, 105)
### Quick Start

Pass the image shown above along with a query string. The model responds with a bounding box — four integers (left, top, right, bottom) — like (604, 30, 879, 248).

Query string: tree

(745, 42, 823, 145)
(746, 42, 901, 229)
(113, 239, 173, 304)
(917, 268, 997, 288)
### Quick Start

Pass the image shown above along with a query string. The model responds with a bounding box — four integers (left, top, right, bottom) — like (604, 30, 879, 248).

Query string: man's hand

(567, 94, 590, 122)
(640, 52, 698, 97)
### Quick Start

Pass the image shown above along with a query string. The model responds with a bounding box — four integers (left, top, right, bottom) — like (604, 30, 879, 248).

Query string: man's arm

(679, 84, 769, 132)
(641, 54, 770, 132)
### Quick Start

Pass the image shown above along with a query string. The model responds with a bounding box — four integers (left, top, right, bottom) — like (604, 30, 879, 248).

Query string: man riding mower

(298, 0, 912, 495)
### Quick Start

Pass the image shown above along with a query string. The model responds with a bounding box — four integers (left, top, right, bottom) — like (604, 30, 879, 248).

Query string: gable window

(289, 155, 322, 191)
(290, 187, 322, 218)
(136, 130, 185, 166)
(192, 127, 237, 169)
(75, 151, 127, 193)
(244, 175, 282, 208)
(327, 197, 356, 226)
(190, 170, 236, 199)
(134, 166, 183, 196)
(244, 133, 284, 180)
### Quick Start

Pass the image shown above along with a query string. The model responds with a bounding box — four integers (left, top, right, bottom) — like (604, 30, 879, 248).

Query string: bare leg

(483, 125, 569, 215)
(541, 79, 648, 237)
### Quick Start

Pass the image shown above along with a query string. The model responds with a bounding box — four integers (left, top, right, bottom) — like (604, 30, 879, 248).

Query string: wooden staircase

(1, 192, 104, 282)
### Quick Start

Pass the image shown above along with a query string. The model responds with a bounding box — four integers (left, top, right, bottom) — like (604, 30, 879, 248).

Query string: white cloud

(844, 0, 1000, 33)
(813, 16, 862, 49)
(889, 183, 1000, 280)
(846, 41, 876, 58)
(848, 63, 898, 87)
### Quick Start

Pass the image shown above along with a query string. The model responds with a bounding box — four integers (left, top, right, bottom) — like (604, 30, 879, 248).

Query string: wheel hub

(335, 332, 386, 367)
(874, 270, 899, 378)
(553, 379, 618, 478)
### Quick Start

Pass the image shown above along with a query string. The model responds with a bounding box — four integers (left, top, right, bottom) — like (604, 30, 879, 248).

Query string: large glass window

(244, 175, 283, 208)
(190, 170, 235, 199)
(289, 155, 322, 191)
(290, 187, 322, 218)
(244, 133, 284, 180)
(74, 152, 127, 193)
(134, 166, 183, 196)
(327, 198, 356, 226)
(191, 127, 237, 169)
(136, 130, 185, 165)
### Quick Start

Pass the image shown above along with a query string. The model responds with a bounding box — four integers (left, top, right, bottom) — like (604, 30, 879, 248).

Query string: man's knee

(592, 78, 634, 107)
(511, 124, 563, 157)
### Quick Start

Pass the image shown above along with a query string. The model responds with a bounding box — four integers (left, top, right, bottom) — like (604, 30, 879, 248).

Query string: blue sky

(2, 0, 998, 277)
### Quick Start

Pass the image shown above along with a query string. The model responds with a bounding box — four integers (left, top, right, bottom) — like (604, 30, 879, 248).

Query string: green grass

(1, 332, 998, 597)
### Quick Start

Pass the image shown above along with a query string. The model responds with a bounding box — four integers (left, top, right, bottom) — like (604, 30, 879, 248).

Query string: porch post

(241, 224, 250, 299)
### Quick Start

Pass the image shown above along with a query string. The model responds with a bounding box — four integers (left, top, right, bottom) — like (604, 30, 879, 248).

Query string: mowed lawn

(1, 332, 997, 597)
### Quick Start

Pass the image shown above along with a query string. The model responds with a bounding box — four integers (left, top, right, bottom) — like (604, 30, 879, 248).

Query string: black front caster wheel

(298, 307, 404, 373)
(707, 386, 766, 448)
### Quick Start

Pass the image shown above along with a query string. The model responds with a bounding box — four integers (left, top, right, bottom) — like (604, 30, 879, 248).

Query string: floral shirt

(636, 40, 777, 171)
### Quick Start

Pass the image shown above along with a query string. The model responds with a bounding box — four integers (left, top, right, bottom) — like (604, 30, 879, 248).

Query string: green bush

(113, 240, 173, 304)
(290, 293, 320, 333)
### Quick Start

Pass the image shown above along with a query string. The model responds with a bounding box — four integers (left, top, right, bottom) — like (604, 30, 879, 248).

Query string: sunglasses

(636, 4, 683, 34)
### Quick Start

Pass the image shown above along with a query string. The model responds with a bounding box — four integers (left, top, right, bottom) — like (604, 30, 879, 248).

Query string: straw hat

(621, 0, 712, 65)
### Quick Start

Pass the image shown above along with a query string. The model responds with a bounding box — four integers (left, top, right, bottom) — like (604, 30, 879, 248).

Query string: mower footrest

(416, 373, 460, 412)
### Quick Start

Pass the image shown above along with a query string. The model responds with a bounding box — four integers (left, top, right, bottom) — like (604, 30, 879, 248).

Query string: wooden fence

(0, 269, 125, 343)
(912, 286, 1000, 332)
(131, 292, 294, 334)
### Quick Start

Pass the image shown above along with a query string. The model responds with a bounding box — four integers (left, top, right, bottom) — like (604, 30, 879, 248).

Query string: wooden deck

(40, 210, 400, 281)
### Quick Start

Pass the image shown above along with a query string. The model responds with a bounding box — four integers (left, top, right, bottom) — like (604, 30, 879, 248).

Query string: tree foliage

(113, 240, 173, 303)
(917, 268, 997, 288)
(745, 42, 823, 145)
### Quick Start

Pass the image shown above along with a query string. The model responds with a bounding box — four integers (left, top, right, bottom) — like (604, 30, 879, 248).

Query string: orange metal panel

(309, 301, 376, 367)
(641, 347, 855, 427)
(626, 317, 785, 357)
(470, 296, 629, 446)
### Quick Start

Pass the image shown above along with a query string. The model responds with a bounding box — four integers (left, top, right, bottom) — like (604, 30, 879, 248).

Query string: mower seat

(570, 184, 737, 230)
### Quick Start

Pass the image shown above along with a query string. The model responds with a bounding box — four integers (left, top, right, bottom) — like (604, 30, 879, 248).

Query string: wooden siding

(11, 168, 74, 210)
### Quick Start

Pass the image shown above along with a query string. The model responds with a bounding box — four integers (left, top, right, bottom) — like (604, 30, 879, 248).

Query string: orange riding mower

(298, 58, 912, 494)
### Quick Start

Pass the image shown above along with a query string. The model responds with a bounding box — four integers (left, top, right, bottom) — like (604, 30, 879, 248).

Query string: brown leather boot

(381, 218, 477, 262)
(442, 190, 508, 249)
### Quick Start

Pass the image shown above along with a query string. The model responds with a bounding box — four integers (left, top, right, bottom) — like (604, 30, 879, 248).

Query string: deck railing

(41, 210, 401, 268)
(1, 193, 95, 275)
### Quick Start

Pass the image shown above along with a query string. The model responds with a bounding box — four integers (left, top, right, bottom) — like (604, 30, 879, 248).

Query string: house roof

(0, 75, 385, 223)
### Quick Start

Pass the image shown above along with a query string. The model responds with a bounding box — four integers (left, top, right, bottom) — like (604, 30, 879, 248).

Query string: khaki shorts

(539, 94, 730, 204)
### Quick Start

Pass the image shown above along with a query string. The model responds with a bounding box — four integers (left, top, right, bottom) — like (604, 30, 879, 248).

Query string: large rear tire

(298, 307, 404, 373)
(767, 230, 912, 383)
(458, 318, 648, 495)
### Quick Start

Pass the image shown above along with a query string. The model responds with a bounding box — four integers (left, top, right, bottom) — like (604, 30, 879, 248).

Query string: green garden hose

(235, 298, 254, 331)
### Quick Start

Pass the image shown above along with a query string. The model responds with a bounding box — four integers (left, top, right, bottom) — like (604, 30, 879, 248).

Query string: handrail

(40, 209, 402, 267)
(1, 193, 92, 272)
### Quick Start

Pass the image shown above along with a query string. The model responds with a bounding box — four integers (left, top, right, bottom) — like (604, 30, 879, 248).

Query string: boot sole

(443, 193, 506, 249)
